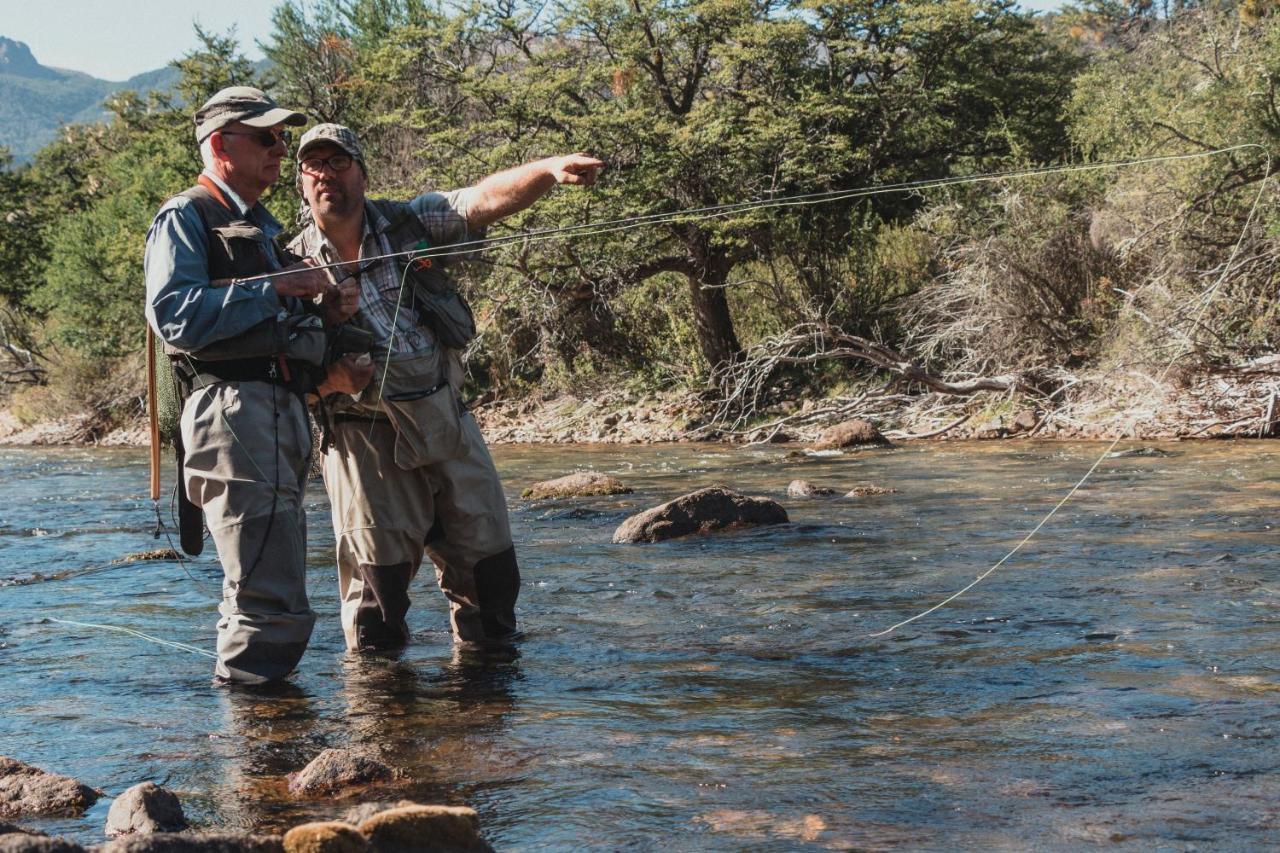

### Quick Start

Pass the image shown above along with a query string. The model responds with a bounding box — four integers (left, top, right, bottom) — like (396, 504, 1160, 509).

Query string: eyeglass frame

(217, 128, 292, 148)
(299, 153, 357, 176)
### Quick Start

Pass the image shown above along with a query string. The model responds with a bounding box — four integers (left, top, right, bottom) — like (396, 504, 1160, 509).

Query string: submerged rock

(844, 485, 898, 497)
(809, 419, 889, 450)
(0, 757, 98, 819)
(357, 805, 491, 853)
(282, 822, 369, 853)
(340, 802, 418, 827)
(110, 550, 180, 565)
(786, 480, 836, 497)
(105, 782, 187, 837)
(287, 750, 393, 797)
(522, 471, 633, 499)
(0, 838, 84, 852)
(612, 487, 788, 543)
(1107, 446, 1177, 459)
(97, 833, 283, 852)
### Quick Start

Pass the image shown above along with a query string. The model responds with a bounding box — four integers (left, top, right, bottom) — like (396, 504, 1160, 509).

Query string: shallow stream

(1, 441, 1277, 849)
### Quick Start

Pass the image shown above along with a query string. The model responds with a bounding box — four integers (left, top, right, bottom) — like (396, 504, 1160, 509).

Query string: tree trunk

(685, 238, 741, 378)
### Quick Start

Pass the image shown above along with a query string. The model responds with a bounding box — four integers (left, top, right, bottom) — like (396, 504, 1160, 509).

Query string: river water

(0, 441, 1277, 849)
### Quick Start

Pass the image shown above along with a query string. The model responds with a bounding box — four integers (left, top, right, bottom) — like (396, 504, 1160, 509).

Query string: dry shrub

(8, 349, 145, 435)
(905, 190, 1123, 377)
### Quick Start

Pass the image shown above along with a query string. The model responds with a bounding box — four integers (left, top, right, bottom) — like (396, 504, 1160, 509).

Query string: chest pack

(365, 198, 479, 350)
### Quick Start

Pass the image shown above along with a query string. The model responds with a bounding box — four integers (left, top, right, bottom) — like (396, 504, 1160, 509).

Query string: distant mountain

(0, 37, 180, 164)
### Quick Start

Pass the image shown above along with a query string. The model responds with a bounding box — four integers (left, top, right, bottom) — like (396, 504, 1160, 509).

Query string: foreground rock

(522, 471, 633, 499)
(105, 782, 186, 837)
(358, 805, 492, 853)
(786, 480, 836, 497)
(612, 487, 788, 543)
(0, 758, 98, 819)
(97, 833, 283, 852)
(282, 822, 369, 853)
(809, 419, 889, 450)
(287, 751, 393, 797)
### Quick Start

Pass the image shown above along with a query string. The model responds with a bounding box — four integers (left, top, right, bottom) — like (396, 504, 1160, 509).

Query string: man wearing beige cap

(289, 123, 602, 652)
(144, 88, 365, 683)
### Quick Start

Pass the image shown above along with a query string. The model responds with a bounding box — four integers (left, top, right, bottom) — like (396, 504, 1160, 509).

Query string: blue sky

(6, 0, 1068, 82)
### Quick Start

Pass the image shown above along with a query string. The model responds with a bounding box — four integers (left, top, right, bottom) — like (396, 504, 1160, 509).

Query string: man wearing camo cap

(144, 88, 366, 683)
(289, 123, 603, 652)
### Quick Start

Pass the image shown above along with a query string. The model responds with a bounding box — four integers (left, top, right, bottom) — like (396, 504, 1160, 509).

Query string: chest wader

(296, 202, 519, 651)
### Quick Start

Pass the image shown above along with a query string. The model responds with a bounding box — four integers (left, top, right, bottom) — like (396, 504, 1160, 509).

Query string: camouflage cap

(296, 123, 366, 169)
(194, 86, 306, 142)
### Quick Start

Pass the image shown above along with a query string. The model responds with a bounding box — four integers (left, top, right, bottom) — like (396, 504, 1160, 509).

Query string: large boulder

(809, 419, 889, 450)
(282, 822, 369, 853)
(287, 751, 393, 797)
(0, 838, 83, 853)
(105, 783, 186, 837)
(357, 805, 492, 853)
(612, 487, 788, 543)
(522, 472, 633, 499)
(0, 758, 98, 819)
(97, 834, 283, 852)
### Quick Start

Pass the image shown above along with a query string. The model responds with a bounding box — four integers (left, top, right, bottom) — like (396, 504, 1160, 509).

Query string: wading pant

(181, 380, 316, 683)
(322, 413, 520, 651)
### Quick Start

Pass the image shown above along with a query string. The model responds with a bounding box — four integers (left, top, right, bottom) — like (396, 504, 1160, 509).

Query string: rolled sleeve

(143, 198, 281, 352)
(409, 188, 488, 253)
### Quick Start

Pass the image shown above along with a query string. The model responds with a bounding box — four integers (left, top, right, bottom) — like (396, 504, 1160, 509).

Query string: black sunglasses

(219, 128, 292, 148)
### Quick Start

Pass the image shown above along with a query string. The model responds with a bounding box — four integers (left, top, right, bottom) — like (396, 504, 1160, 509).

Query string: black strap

(173, 356, 284, 387)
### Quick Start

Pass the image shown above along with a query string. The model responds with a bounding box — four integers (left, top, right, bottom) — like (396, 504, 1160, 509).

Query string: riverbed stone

(1010, 409, 1041, 433)
(0, 757, 99, 819)
(287, 750, 393, 797)
(105, 782, 186, 837)
(809, 419, 889, 450)
(357, 805, 491, 853)
(612, 487, 788, 543)
(0, 837, 84, 852)
(282, 822, 369, 853)
(786, 480, 836, 497)
(96, 833, 284, 852)
(522, 471, 633, 499)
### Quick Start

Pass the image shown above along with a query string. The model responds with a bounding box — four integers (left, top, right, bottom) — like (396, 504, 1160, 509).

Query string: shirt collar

(201, 169, 251, 216)
(305, 203, 375, 258)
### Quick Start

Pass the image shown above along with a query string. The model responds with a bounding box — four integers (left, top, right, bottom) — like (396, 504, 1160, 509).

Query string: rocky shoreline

(1, 365, 1277, 448)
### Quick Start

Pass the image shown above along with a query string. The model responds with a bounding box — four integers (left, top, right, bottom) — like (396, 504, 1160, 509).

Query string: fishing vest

(291, 198, 478, 352)
(151, 179, 313, 445)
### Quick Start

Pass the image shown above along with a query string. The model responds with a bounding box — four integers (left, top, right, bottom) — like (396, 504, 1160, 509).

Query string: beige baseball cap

(296, 123, 366, 169)
(194, 86, 307, 142)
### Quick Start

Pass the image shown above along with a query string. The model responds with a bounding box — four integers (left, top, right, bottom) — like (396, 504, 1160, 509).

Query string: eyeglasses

(300, 153, 355, 175)
(219, 129, 292, 148)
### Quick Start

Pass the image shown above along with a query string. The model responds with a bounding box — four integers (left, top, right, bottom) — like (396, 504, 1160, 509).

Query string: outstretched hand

(550, 153, 605, 187)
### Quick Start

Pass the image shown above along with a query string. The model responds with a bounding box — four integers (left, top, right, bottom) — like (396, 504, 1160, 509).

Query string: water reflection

(214, 683, 321, 831)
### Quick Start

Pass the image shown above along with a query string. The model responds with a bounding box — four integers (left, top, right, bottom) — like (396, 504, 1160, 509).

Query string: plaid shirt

(291, 188, 482, 357)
